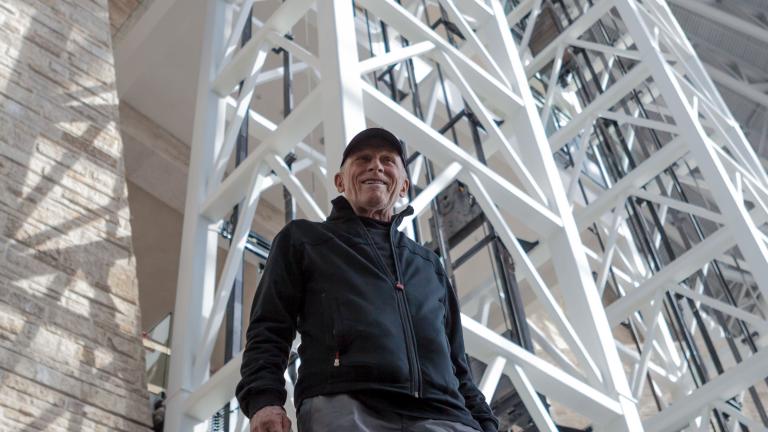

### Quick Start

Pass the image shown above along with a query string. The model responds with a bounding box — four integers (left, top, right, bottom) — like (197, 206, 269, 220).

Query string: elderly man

(236, 128, 498, 432)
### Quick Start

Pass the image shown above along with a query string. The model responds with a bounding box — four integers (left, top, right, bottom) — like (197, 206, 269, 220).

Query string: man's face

(334, 140, 410, 217)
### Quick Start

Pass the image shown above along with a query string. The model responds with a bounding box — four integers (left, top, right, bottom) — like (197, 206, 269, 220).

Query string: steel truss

(164, 0, 768, 431)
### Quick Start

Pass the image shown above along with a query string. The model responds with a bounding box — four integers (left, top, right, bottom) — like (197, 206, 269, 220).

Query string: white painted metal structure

(164, 0, 768, 431)
(666, 0, 768, 169)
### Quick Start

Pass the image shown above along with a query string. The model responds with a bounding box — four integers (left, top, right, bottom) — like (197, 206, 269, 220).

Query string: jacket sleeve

(442, 271, 500, 432)
(236, 223, 303, 419)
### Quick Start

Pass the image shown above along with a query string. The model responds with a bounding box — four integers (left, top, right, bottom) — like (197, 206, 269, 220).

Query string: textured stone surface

(0, 0, 151, 430)
(108, 0, 145, 36)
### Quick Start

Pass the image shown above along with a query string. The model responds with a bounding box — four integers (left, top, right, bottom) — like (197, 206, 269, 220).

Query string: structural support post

(616, 0, 768, 309)
(164, 0, 230, 430)
(317, 0, 366, 193)
(485, 2, 644, 429)
(159, 0, 768, 430)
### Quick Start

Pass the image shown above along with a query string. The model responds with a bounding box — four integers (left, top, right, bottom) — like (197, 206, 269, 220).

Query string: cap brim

(341, 127, 405, 168)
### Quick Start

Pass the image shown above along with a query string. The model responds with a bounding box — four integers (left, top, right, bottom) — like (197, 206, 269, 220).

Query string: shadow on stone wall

(0, 1, 151, 430)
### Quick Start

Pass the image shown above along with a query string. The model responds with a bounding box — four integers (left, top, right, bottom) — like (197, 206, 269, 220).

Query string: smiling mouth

(361, 179, 388, 186)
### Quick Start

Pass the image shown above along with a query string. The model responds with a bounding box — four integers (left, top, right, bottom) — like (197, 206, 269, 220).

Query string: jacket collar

(328, 195, 414, 226)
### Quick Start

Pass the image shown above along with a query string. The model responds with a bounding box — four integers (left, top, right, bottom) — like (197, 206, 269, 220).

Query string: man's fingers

(255, 421, 271, 432)
(266, 416, 284, 432)
(250, 418, 275, 432)
(249, 407, 288, 432)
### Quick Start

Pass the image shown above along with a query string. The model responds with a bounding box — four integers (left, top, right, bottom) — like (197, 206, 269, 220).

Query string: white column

(317, 0, 366, 196)
(485, 2, 644, 429)
(616, 0, 768, 310)
(164, 0, 230, 430)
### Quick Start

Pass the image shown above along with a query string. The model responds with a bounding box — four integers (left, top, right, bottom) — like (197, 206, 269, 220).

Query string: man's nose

(367, 159, 384, 172)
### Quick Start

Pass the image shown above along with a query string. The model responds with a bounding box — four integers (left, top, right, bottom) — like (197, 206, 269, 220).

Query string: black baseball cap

(340, 127, 407, 168)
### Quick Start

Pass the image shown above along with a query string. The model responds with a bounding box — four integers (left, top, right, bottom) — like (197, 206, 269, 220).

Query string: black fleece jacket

(236, 196, 498, 431)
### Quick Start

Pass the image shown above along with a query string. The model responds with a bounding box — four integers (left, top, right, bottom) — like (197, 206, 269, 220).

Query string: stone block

(0, 0, 152, 429)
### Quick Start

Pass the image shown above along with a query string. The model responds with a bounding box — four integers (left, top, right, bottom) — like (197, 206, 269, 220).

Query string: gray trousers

(296, 393, 481, 432)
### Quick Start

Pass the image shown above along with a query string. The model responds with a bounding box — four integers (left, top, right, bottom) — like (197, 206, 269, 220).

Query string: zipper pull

(333, 351, 340, 367)
(395, 282, 405, 290)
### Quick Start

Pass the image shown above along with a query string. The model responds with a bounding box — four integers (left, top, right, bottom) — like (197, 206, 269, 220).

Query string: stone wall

(0, 0, 151, 430)
(108, 0, 147, 36)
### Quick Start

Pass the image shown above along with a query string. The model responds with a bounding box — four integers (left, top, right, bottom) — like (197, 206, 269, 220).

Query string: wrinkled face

(334, 140, 409, 217)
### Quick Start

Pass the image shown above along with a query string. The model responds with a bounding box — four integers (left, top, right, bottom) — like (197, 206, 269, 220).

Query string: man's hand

(249, 406, 291, 432)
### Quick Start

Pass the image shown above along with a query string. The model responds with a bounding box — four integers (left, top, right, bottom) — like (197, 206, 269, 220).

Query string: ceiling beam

(704, 63, 768, 110)
(643, 346, 768, 432)
(669, 0, 768, 46)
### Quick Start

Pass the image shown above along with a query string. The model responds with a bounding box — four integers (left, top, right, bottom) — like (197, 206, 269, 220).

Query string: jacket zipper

(358, 217, 422, 398)
(396, 283, 422, 398)
(390, 215, 423, 398)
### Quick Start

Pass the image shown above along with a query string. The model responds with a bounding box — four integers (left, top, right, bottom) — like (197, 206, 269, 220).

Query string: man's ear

(399, 178, 410, 198)
(334, 172, 345, 193)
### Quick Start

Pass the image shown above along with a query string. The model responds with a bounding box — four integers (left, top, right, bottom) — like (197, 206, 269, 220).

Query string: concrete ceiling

(114, 0, 209, 146)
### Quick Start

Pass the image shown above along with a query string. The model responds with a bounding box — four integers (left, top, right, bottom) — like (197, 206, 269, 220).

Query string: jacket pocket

(442, 331, 457, 375)
(330, 298, 382, 369)
(330, 297, 350, 366)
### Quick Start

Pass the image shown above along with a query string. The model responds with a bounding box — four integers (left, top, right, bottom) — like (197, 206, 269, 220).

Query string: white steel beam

(265, 31, 321, 74)
(461, 315, 623, 419)
(359, 41, 436, 75)
(617, 0, 768, 308)
(201, 87, 323, 220)
(508, 363, 559, 432)
(525, 0, 615, 77)
(265, 153, 326, 221)
(212, 48, 268, 185)
(185, 352, 244, 422)
(362, 82, 562, 236)
(398, 162, 462, 230)
(164, 0, 229, 430)
(192, 168, 268, 380)
(477, 3, 644, 428)
(705, 64, 768, 110)
(478, 356, 506, 401)
(165, 1, 768, 431)
(213, 0, 315, 96)
(438, 52, 547, 204)
(643, 348, 768, 432)
(604, 213, 759, 326)
(463, 171, 603, 386)
(548, 65, 650, 152)
(358, 0, 525, 115)
(317, 0, 367, 186)
(221, 0, 258, 67)
(522, 1, 768, 428)
(573, 137, 688, 230)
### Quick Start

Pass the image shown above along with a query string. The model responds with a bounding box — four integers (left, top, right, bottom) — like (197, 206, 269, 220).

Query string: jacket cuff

(479, 419, 498, 432)
(239, 388, 286, 419)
